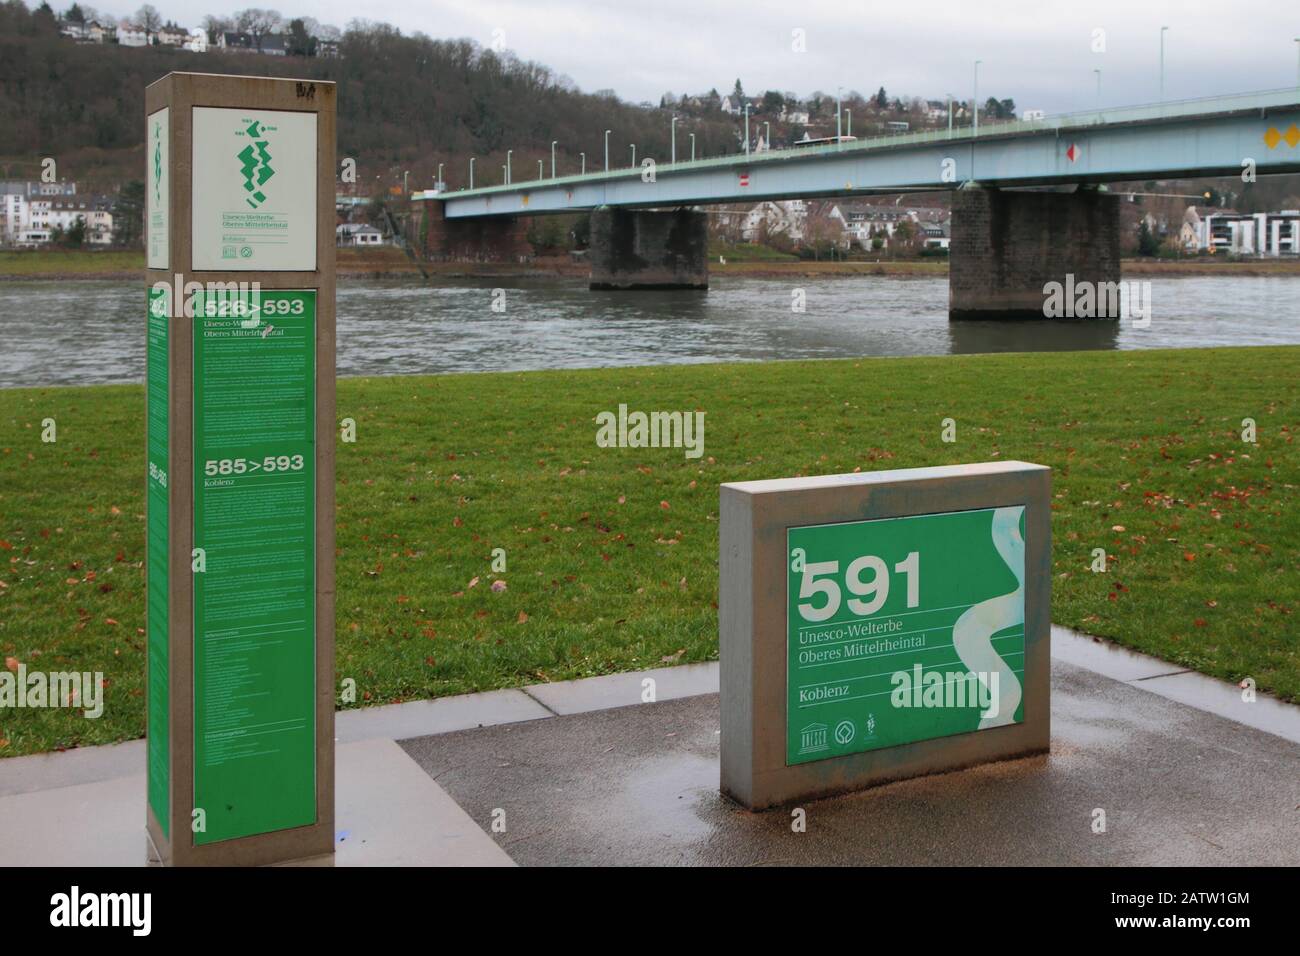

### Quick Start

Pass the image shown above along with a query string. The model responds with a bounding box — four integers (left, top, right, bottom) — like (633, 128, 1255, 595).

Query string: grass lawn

(1, 346, 1297, 756)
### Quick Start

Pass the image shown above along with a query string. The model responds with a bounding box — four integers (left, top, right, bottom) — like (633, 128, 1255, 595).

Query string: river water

(2, 275, 1298, 388)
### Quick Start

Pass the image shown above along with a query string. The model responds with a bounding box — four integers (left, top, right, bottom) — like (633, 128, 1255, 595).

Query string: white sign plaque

(147, 107, 169, 269)
(191, 106, 317, 271)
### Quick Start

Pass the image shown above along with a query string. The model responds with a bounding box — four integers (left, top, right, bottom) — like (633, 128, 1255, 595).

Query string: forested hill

(0, 3, 737, 191)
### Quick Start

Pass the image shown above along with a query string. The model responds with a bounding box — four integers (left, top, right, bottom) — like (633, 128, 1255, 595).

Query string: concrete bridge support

(589, 206, 708, 290)
(949, 186, 1120, 320)
(418, 199, 531, 263)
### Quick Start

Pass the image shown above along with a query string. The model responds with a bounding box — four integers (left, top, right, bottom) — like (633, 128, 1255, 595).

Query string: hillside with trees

(0, 1, 740, 192)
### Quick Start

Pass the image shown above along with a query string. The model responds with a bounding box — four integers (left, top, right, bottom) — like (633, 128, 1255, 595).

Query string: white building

(1182, 206, 1300, 256)
(118, 23, 148, 47)
(336, 223, 385, 246)
(740, 200, 807, 242)
(186, 28, 208, 53)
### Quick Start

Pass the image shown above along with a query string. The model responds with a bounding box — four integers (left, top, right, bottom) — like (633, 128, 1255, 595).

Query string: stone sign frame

(145, 72, 337, 866)
(719, 461, 1051, 811)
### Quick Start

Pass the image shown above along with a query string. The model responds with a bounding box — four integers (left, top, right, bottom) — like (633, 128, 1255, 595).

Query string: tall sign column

(145, 72, 336, 865)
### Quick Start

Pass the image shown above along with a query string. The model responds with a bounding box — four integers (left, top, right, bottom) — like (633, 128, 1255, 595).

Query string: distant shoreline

(4, 248, 1300, 282)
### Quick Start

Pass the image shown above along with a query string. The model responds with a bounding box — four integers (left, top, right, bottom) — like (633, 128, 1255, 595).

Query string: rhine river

(2, 274, 1298, 388)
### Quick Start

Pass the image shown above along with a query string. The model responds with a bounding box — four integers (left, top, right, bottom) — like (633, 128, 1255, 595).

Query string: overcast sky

(83, 0, 1300, 113)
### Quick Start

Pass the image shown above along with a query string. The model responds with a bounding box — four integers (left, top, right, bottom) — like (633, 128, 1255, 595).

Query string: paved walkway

(0, 628, 1296, 865)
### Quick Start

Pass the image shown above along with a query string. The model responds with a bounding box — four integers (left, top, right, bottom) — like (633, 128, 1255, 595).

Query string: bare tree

(202, 14, 231, 44)
(134, 3, 161, 34)
(234, 8, 283, 49)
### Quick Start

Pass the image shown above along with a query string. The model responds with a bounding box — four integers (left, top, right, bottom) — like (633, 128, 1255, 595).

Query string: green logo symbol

(237, 120, 275, 209)
(153, 122, 162, 202)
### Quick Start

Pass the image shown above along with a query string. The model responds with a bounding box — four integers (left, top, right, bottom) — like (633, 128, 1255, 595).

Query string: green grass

(1, 347, 1297, 756)
(0, 249, 145, 276)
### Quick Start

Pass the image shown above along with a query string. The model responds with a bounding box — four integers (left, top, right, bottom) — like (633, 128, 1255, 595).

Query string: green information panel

(146, 286, 170, 836)
(786, 506, 1026, 765)
(193, 289, 316, 844)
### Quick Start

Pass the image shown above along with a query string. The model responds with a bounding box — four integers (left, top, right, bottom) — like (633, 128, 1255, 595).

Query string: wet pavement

(400, 659, 1300, 866)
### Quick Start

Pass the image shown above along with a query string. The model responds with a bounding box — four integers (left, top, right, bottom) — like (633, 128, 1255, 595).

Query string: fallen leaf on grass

(516, 611, 529, 624)
(4, 657, 18, 673)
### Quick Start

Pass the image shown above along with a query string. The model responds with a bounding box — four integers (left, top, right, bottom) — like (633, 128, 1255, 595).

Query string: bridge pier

(589, 206, 708, 290)
(416, 199, 531, 263)
(949, 186, 1120, 320)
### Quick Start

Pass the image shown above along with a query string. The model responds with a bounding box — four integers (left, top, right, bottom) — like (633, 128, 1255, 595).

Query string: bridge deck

(420, 88, 1300, 218)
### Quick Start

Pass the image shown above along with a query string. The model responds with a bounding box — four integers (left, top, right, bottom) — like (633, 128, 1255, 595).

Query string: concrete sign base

(719, 462, 1051, 810)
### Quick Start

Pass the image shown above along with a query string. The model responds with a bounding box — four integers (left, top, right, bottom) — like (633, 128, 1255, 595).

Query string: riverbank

(1, 346, 1295, 756)
(4, 247, 1300, 281)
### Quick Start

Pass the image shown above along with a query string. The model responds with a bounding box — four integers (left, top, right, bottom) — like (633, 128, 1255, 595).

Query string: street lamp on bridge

(604, 130, 611, 172)
(551, 141, 557, 178)
(744, 103, 751, 155)
(537, 159, 543, 180)
(1160, 26, 1169, 103)
(973, 60, 982, 136)
(436, 163, 444, 191)
(506, 149, 512, 184)
(580, 152, 586, 175)
(671, 116, 678, 164)
(469, 156, 474, 189)
(630, 144, 636, 168)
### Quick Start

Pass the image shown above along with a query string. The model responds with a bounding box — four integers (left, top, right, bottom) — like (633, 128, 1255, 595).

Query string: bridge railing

(426, 87, 1300, 201)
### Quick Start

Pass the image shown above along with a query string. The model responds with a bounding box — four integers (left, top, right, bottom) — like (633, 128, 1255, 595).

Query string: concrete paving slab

(522, 662, 719, 715)
(0, 739, 145, 798)
(1051, 626, 1188, 681)
(335, 688, 552, 743)
(0, 772, 146, 867)
(1134, 670, 1300, 745)
(399, 659, 1300, 866)
(336, 738, 513, 866)
(0, 740, 514, 866)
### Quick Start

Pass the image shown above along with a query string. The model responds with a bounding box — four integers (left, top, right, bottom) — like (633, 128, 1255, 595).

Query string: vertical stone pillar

(416, 198, 531, 263)
(589, 206, 708, 290)
(949, 186, 1120, 319)
(145, 72, 335, 866)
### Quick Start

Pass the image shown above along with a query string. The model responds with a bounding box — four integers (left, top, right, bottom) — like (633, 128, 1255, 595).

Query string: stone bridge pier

(416, 199, 532, 263)
(949, 185, 1121, 320)
(588, 206, 709, 290)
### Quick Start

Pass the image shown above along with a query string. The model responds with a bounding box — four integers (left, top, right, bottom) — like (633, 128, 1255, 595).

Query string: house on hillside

(117, 22, 148, 46)
(336, 223, 385, 247)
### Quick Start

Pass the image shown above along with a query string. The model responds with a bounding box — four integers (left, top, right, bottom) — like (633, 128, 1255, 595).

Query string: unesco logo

(834, 720, 855, 745)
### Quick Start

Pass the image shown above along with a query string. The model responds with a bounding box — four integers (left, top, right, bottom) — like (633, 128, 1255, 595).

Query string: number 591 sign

(786, 507, 1027, 765)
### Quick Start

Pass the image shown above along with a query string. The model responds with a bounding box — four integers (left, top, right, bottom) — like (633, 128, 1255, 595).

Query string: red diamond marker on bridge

(1066, 143, 1082, 163)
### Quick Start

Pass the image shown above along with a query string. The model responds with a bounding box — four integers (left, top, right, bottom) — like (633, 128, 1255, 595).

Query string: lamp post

(436, 163, 444, 190)
(973, 60, 981, 135)
(836, 86, 843, 145)
(671, 116, 677, 164)
(845, 109, 851, 137)
(537, 159, 543, 180)
(551, 141, 557, 178)
(1160, 26, 1169, 102)
(946, 93, 953, 134)
(402, 169, 409, 192)
(689, 132, 696, 161)
(744, 103, 751, 155)
(630, 144, 636, 168)
(506, 149, 512, 184)
(580, 152, 586, 175)
(604, 130, 611, 171)
(763, 120, 770, 151)
(469, 156, 475, 189)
